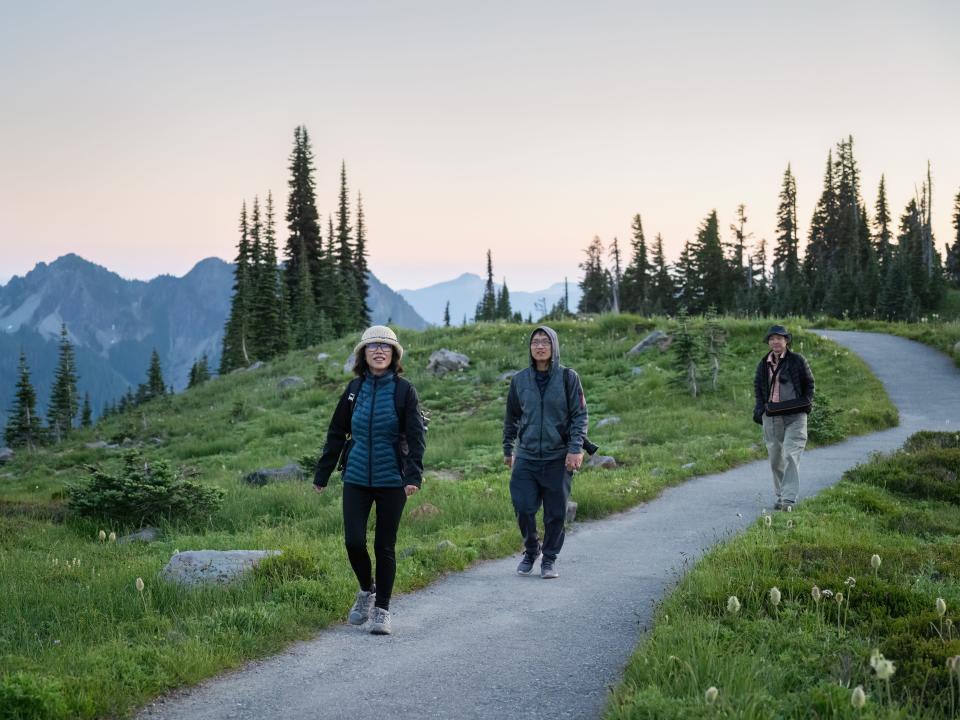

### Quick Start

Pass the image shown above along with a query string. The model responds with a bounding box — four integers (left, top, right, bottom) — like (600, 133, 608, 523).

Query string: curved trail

(139, 331, 960, 720)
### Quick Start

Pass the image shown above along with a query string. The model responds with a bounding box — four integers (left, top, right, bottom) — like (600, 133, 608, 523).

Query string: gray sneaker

(348, 588, 375, 625)
(540, 559, 559, 579)
(369, 607, 392, 635)
(517, 548, 540, 576)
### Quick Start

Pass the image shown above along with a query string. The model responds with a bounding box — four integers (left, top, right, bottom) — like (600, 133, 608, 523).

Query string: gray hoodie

(502, 326, 588, 461)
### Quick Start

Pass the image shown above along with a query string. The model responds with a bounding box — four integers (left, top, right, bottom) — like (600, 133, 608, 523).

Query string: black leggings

(342, 483, 407, 610)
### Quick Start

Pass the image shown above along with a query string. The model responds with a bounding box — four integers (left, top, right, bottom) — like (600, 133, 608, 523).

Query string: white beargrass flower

(851, 685, 866, 708)
(836, 592, 844, 605)
(135, 577, 145, 593)
(811, 585, 821, 602)
(769, 587, 781, 607)
(763, 514, 772, 527)
(870, 648, 882, 670)
(937, 597, 947, 617)
(821, 589, 834, 599)
(727, 596, 741, 614)
(705, 686, 719, 705)
(871, 554, 881, 570)
(875, 658, 896, 680)
(98, 530, 106, 542)
(109, 531, 116, 542)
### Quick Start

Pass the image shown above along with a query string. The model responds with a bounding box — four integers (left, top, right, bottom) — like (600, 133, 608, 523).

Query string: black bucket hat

(764, 324, 792, 343)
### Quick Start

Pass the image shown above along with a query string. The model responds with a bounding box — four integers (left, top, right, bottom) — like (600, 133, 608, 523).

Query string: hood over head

(529, 325, 560, 371)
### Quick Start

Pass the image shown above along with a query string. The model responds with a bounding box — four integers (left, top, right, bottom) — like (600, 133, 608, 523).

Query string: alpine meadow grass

(0, 316, 897, 718)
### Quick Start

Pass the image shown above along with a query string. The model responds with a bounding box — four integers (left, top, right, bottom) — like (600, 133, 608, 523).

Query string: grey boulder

(161, 550, 281, 587)
(595, 416, 621, 429)
(427, 349, 470, 377)
(586, 454, 617, 469)
(0, 447, 12, 464)
(277, 376, 305, 390)
(626, 330, 667, 355)
(119, 527, 161, 544)
(565, 500, 578, 524)
(243, 463, 304, 486)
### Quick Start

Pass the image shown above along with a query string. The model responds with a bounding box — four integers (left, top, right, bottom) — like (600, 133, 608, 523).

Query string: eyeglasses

(366, 343, 393, 352)
(530, 339, 552, 347)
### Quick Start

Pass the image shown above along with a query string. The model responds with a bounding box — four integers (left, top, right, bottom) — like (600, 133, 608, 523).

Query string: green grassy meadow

(0, 316, 898, 718)
(606, 432, 960, 719)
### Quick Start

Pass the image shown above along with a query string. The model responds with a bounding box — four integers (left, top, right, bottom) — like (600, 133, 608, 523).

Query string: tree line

(219, 126, 371, 373)
(4, 325, 168, 449)
(578, 136, 960, 320)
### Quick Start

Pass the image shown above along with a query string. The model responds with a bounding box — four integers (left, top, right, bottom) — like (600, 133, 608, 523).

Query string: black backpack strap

(394, 376, 411, 433)
(563, 367, 574, 420)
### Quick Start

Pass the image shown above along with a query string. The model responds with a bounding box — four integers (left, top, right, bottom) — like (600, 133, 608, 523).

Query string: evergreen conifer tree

(335, 162, 361, 331)
(649, 233, 675, 314)
(81, 392, 92, 428)
(804, 150, 839, 310)
(322, 215, 345, 336)
(220, 202, 253, 373)
(251, 191, 283, 359)
(47, 324, 79, 442)
(675, 239, 701, 312)
(143, 349, 166, 401)
(284, 126, 322, 318)
(188, 354, 211, 388)
(694, 210, 729, 312)
(608, 237, 623, 313)
(5, 350, 43, 448)
(672, 306, 700, 397)
(577, 236, 611, 313)
(620, 214, 649, 314)
(443, 301, 451, 327)
(496, 278, 512, 319)
(295, 236, 321, 348)
(946, 189, 960, 287)
(874, 175, 893, 270)
(354, 192, 371, 325)
(476, 250, 498, 321)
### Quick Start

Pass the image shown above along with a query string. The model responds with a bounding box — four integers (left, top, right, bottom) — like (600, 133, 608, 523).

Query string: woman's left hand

(404, 485, 419, 497)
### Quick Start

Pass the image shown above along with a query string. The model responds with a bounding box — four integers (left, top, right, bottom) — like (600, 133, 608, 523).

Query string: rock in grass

(426, 349, 470, 377)
(316, 353, 330, 361)
(243, 463, 304, 486)
(343, 354, 355, 374)
(118, 527, 161, 544)
(247, 361, 264, 371)
(277, 376, 305, 390)
(596, 416, 621, 429)
(160, 550, 281, 587)
(565, 500, 578, 523)
(631, 367, 644, 376)
(436, 540, 457, 551)
(410, 503, 441, 520)
(498, 369, 520, 381)
(0, 447, 12, 464)
(681, 462, 695, 470)
(626, 330, 666, 355)
(587, 454, 617, 469)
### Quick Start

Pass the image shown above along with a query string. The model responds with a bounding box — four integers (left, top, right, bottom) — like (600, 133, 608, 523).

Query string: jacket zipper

(368, 376, 378, 486)
(538, 386, 544, 459)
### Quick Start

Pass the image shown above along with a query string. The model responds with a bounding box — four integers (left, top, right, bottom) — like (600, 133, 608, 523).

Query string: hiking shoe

(774, 499, 785, 511)
(348, 588, 375, 625)
(369, 607, 392, 635)
(540, 559, 559, 579)
(517, 549, 540, 576)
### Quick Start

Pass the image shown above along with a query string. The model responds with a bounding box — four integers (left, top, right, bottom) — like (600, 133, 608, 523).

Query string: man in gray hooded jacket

(503, 326, 588, 579)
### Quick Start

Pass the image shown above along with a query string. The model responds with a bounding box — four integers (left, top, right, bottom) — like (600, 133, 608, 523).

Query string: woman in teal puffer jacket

(314, 326, 425, 636)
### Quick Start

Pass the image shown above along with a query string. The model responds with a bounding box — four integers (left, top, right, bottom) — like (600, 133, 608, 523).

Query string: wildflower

(811, 585, 821, 602)
(786, 504, 792, 512)
(763, 515, 772, 527)
(845, 577, 856, 588)
(705, 686, 719, 705)
(937, 597, 947, 617)
(109, 532, 116, 542)
(727, 596, 741, 614)
(821, 589, 834, 599)
(135, 577, 145, 593)
(851, 685, 866, 709)
(946, 656, 959, 673)
(786, 519, 793, 528)
(98, 530, 106, 542)
(836, 592, 844, 605)
(870, 554, 881, 570)
(72, 558, 80, 567)
(870, 648, 882, 670)
(875, 658, 896, 680)
(769, 587, 781, 607)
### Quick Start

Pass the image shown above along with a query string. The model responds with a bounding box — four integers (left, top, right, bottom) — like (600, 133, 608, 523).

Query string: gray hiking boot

(369, 606, 392, 635)
(348, 588, 375, 625)
(517, 549, 540, 576)
(540, 559, 559, 579)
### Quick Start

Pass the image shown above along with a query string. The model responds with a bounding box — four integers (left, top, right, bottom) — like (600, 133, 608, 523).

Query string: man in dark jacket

(503, 326, 588, 579)
(753, 324, 815, 510)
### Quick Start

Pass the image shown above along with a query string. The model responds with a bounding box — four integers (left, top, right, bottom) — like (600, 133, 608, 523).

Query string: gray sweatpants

(762, 413, 808, 504)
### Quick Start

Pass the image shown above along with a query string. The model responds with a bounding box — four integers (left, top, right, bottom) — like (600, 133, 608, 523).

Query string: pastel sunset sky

(1, 1, 957, 291)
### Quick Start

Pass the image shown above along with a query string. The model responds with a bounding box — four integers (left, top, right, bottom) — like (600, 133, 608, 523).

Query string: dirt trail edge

(138, 331, 959, 720)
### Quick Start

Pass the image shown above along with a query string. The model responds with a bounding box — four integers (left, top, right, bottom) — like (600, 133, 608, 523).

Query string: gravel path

(138, 331, 959, 720)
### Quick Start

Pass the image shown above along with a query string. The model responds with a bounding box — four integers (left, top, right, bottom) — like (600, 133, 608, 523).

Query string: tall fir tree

(335, 161, 361, 332)
(577, 236, 611, 313)
(620, 214, 649, 314)
(772, 164, 801, 306)
(804, 149, 839, 310)
(694, 210, 729, 312)
(674, 239, 700, 312)
(188, 354, 211, 388)
(354, 192, 371, 325)
(443, 301, 451, 327)
(144, 349, 166, 401)
(248, 196, 263, 320)
(946, 189, 960, 287)
(251, 191, 284, 359)
(608, 237, 623, 313)
(5, 350, 43, 448)
(322, 215, 345, 336)
(284, 126, 323, 321)
(476, 250, 498, 321)
(47, 324, 79, 442)
(220, 202, 253, 373)
(81, 392, 92, 428)
(496, 278, 513, 319)
(648, 233, 675, 314)
(874, 174, 893, 271)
